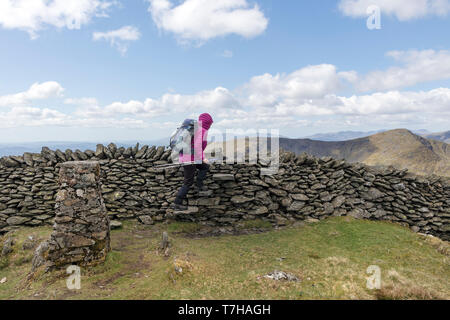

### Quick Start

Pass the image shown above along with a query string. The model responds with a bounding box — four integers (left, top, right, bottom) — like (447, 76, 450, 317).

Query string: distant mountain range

(304, 130, 385, 141)
(422, 131, 450, 144)
(280, 129, 450, 177)
(303, 129, 449, 142)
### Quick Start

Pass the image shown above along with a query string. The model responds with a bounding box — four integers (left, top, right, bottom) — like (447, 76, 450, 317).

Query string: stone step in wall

(0, 143, 449, 240)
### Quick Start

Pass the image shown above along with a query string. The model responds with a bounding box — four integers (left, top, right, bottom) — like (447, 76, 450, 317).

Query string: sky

(0, 0, 450, 143)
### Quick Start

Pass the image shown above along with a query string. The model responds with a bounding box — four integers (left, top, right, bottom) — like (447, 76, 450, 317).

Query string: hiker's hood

(198, 113, 213, 130)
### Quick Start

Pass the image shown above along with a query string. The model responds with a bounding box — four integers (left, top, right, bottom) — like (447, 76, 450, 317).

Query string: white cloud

(0, 106, 68, 128)
(215, 115, 308, 129)
(0, 106, 147, 129)
(339, 0, 450, 21)
(0, 0, 115, 38)
(224, 60, 450, 128)
(156, 87, 241, 111)
(64, 97, 99, 107)
(10, 106, 66, 119)
(147, 0, 268, 43)
(74, 87, 240, 118)
(355, 50, 450, 91)
(334, 88, 450, 115)
(214, 88, 450, 130)
(0, 81, 64, 107)
(68, 117, 148, 129)
(245, 87, 450, 119)
(242, 64, 345, 108)
(93, 25, 141, 55)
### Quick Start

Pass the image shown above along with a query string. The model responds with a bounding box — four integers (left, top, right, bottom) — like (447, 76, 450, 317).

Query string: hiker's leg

(195, 163, 209, 188)
(174, 165, 195, 204)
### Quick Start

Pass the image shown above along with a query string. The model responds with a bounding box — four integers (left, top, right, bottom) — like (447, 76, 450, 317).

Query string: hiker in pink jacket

(173, 113, 214, 211)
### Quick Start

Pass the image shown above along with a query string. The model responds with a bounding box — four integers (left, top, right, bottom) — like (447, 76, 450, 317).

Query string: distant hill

(304, 130, 384, 141)
(279, 129, 450, 177)
(422, 131, 450, 144)
(303, 129, 433, 141)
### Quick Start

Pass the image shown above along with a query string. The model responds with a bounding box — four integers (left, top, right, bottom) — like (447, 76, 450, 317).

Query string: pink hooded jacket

(179, 113, 213, 164)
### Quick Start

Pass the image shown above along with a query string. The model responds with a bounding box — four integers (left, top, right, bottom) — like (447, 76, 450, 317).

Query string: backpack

(169, 119, 197, 157)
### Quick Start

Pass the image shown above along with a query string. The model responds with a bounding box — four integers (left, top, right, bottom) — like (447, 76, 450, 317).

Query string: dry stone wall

(0, 143, 449, 240)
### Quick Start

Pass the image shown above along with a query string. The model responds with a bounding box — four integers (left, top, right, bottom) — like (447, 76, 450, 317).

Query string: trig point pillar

(46, 161, 111, 268)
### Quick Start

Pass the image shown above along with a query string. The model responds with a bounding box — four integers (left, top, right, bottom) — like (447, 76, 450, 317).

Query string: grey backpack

(169, 119, 196, 156)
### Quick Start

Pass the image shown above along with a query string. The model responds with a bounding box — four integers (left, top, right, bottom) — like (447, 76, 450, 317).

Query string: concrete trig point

(45, 161, 111, 268)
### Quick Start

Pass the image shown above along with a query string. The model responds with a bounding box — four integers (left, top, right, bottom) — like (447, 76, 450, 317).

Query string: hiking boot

(172, 203, 188, 211)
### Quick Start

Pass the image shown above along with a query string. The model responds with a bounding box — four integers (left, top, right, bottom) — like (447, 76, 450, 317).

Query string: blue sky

(0, 0, 450, 143)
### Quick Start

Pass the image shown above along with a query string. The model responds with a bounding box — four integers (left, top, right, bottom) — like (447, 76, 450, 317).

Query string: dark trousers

(174, 163, 209, 204)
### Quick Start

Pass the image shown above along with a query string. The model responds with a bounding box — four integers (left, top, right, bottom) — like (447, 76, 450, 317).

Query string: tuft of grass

(168, 257, 195, 283)
(375, 285, 445, 300)
(0, 256, 9, 270)
(237, 219, 273, 230)
(13, 254, 33, 266)
(375, 270, 446, 300)
(165, 222, 202, 234)
(421, 234, 450, 256)
(325, 256, 349, 266)
(307, 252, 321, 260)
